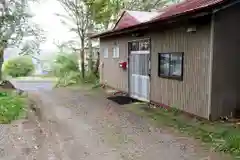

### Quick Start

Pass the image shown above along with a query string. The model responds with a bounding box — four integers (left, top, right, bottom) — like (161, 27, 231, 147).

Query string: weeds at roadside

(0, 91, 27, 124)
(126, 104, 240, 158)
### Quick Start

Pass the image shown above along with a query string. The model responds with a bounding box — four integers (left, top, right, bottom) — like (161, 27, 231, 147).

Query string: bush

(52, 53, 81, 86)
(56, 71, 81, 87)
(3, 56, 35, 78)
(52, 52, 100, 87)
(0, 92, 26, 124)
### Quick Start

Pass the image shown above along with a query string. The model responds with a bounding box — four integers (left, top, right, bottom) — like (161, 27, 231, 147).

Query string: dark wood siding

(150, 25, 211, 119)
(210, 2, 240, 120)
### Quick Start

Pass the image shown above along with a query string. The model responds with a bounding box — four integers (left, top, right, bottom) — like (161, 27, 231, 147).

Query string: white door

(129, 39, 150, 102)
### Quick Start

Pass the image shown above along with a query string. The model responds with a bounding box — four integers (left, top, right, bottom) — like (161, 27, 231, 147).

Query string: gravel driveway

(26, 87, 230, 160)
(0, 78, 231, 160)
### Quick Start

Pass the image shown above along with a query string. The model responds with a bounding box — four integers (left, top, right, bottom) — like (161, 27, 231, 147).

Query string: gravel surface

(0, 78, 231, 159)
(28, 88, 230, 160)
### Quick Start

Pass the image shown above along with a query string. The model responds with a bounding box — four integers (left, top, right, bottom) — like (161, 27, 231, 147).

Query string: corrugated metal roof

(155, 0, 224, 20)
(91, 0, 227, 38)
(113, 11, 160, 30)
(127, 11, 160, 23)
(113, 11, 140, 30)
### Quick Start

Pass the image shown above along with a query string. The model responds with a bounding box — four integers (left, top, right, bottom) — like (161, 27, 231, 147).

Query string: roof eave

(91, 0, 227, 39)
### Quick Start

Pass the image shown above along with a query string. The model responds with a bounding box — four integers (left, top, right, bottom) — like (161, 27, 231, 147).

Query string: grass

(0, 91, 27, 124)
(126, 104, 240, 158)
(55, 74, 100, 89)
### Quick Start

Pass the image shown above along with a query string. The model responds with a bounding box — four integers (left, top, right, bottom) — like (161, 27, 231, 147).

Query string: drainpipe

(207, 13, 215, 120)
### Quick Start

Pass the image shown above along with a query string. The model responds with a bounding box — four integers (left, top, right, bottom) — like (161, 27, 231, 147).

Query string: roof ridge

(126, 10, 158, 13)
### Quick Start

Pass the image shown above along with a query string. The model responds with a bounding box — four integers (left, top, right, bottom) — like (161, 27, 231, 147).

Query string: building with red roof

(93, 0, 240, 120)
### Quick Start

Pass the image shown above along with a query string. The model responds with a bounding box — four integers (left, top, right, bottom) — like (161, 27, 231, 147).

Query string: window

(158, 52, 184, 80)
(113, 46, 119, 58)
(130, 41, 139, 51)
(129, 39, 150, 52)
(139, 39, 150, 51)
(103, 48, 108, 58)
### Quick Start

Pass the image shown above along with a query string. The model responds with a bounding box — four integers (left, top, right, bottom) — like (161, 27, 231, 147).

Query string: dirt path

(24, 87, 230, 160)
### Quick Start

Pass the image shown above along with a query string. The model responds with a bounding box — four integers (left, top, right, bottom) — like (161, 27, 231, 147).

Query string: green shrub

(56, 71, 81, 87)
(52, 53, 81, 87)
(3, 56, 35, 78)
(52, 52, 100, 87)
(0, 92, 26, 124)
(83, 71, 98, 84)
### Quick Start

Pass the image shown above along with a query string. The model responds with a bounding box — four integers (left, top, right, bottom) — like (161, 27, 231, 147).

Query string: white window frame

(103, 48, 108, 58)
(112, 45, 119, 58)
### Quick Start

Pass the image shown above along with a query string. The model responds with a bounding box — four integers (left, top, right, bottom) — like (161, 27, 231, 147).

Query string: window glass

(113, 46, 119, 58)
(160, 54, 170, 76)
(130, 41, 139, 51)
(139, 39, 150, 51)
(158, 52, 183, 80)
(103, 48, 108, 58)
(170, 53, 182, 77)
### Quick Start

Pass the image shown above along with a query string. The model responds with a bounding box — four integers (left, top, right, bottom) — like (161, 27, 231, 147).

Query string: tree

(56, 0, 117, 77)
(56, 0, 91, 79)
(0, 0, 44, 80)
(90, 0, 181, 30)
(88, 0, 123, 30)
(3, 56, 35, 77)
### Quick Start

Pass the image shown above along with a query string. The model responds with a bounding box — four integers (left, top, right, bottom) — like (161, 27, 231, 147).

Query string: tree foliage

(53, 53, 79, 76)
(52, 53, 81, 86)
(88, 0, 181, 30)
(124, 0, 180, 11)
(0, 0, 45, 79)
(3, 56, 35, 78)
(0, 0, 44, 49)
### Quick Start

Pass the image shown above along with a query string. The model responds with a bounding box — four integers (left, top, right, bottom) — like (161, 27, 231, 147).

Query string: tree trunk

(94, 51, 100, 78)
(0, 48, 4, 80)
(88, 38, 93, 72)
(87, 18, 94, 73)
(81, 38, 85, 79)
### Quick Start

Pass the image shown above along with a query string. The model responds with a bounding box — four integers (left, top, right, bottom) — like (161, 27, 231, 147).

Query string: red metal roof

(91, 0, 226, 38)
(113, 11, 160, 30)
(155, 0, 224, 20)
(113, 11, 140, 30)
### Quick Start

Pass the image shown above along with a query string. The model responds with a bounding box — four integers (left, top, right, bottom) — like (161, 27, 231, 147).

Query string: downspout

(207, 13, 215, 120)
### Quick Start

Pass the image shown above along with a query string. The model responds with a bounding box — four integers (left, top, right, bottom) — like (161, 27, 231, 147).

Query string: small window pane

(160, 54, 170, 76)
(158, 52, 183, 80)
(117, 47, 119, 57)
(170, 53, 182, 77)
(113, 46, 119, 58)
(130, 42, 139, 51)
(139, 39, 150, 51)
(103, 48, 108, 58)
(113, 48, 115, 57)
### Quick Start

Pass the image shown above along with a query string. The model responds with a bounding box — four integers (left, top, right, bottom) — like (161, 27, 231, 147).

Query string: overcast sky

(5, 0, 75, 61)
(31, 0, 76, 51)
